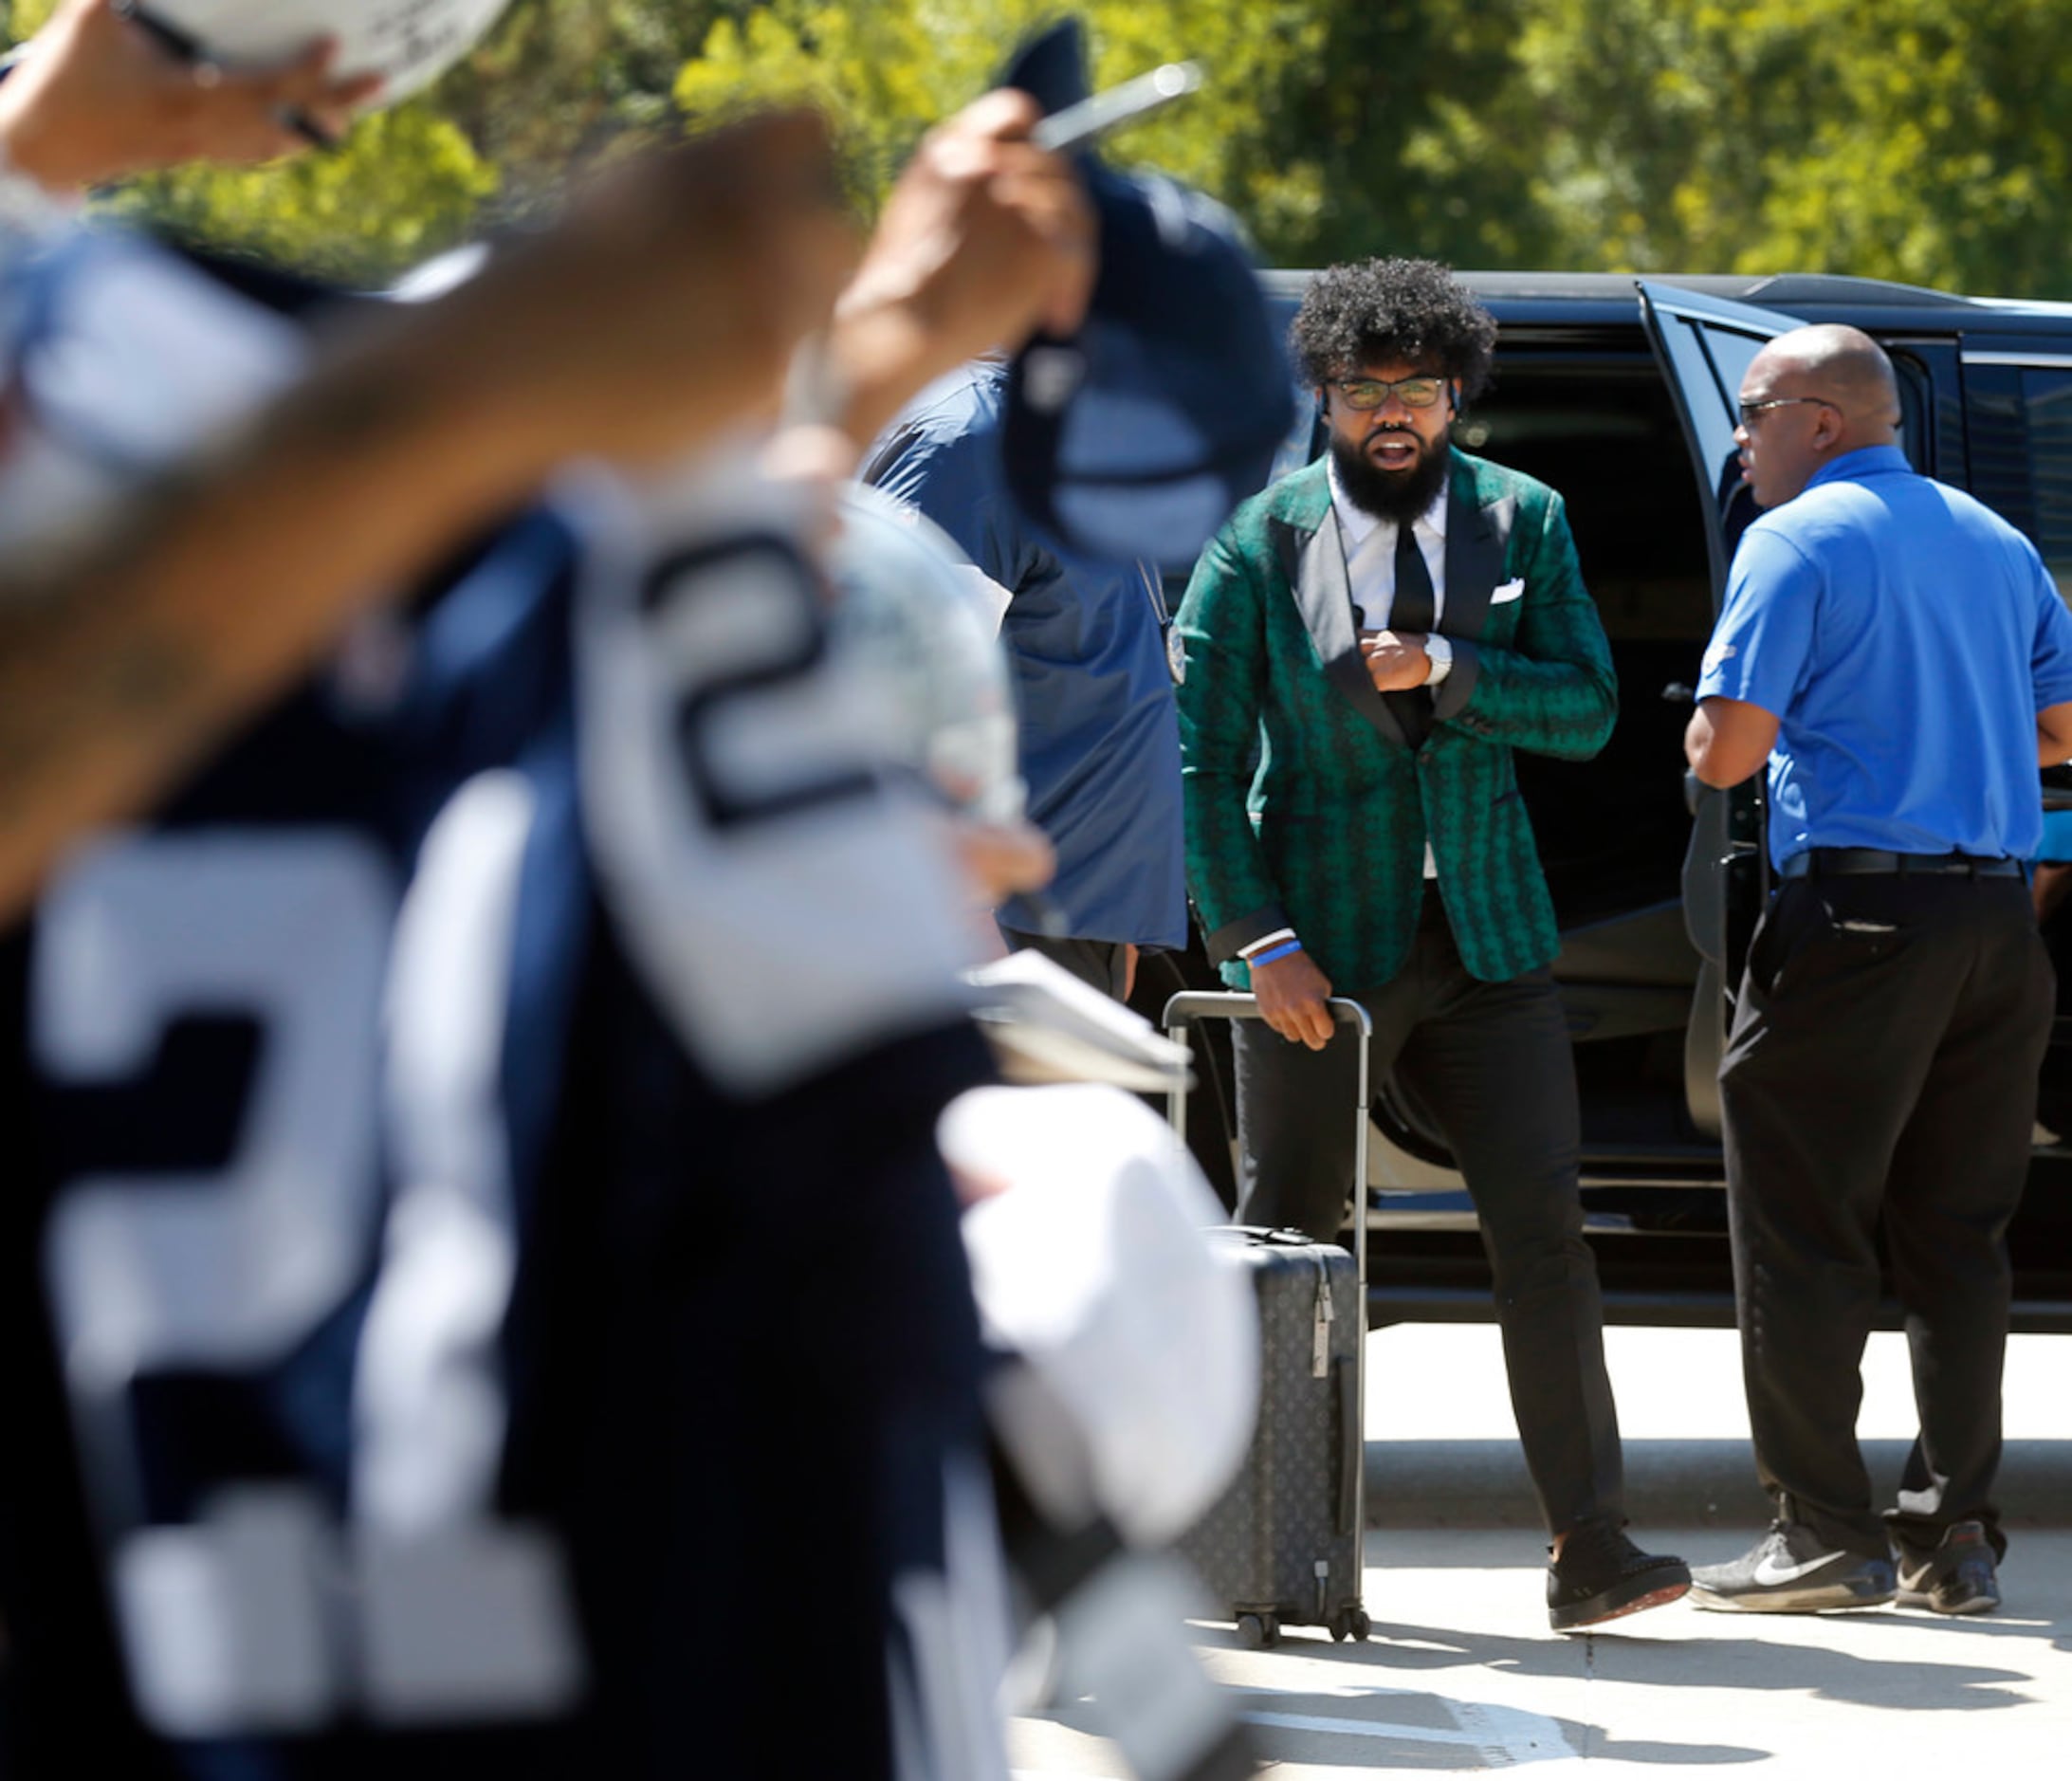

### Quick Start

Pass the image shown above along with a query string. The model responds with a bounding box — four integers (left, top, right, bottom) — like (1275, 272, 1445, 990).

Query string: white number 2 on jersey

(33, 782, 582, 1737)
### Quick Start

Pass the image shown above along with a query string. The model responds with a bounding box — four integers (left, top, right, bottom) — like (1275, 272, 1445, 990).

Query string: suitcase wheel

(1331, 1607, 1371, 1643)
(1237, 1611, 1279, 1650)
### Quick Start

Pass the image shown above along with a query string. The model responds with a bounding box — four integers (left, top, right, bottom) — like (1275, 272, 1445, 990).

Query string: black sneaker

(1547, 1521, 1691, 1631)
(1687, 1523, 1896, 1613)
(1896, 1521, 2000, 1615)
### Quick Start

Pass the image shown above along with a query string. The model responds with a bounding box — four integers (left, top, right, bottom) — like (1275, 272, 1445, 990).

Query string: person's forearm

(1441, 638, 1618, 760)
(817, 302, 949, 457)
(1685, 698, 1774, 788)
(813, 87, 1095, 455)
(0, 108, 854, 919)
(0, 1, 382, 194)
(0, 314, 589, 919)
(2038, 700, 2072, 768)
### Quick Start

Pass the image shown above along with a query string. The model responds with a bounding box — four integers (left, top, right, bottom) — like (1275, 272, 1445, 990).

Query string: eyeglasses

(1736, 395, 1841, 428)
(1332, 376, 1448, 412)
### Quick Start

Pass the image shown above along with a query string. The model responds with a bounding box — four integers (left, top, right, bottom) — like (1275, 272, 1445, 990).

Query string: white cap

(145, 1, 512, 106)
(944, 1084, 1259, 1546)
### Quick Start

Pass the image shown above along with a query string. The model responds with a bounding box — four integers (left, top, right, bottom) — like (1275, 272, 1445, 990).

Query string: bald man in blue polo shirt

(1684, 324, 2072, 1616)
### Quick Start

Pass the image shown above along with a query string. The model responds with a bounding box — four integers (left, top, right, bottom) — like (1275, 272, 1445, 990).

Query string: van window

(1460, 356, 1714, 644)
(2024, 371, 2072, 597)
(1965, 364, 2072, 601)
(1464, 353, 1713, 927)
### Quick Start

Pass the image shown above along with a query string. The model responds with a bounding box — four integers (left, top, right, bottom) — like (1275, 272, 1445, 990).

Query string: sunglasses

(1331, 376, 1448, 412)
(1736, 395, 1842, 428)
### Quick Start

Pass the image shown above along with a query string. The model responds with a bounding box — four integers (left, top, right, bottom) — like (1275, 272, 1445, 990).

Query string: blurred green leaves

(9, 0, 2071, 297)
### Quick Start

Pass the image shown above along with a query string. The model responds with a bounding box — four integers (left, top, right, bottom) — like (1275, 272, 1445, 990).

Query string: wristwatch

(1423, 634, 1454, 687)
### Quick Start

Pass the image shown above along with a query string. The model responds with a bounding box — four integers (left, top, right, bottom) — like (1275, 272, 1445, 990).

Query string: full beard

(1330, 427, 1451, 524)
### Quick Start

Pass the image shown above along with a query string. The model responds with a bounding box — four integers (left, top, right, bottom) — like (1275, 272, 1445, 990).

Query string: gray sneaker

(1896, 1521, 2000, 1615)
(1687, 1522, 1897, 1613)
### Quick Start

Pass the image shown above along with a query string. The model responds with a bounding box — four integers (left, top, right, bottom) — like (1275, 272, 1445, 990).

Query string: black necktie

(1385, 523, 1436, 747)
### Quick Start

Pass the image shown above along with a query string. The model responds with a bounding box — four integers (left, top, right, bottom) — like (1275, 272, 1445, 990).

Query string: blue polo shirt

(1697, 444, 2072, 870)
(868, 362, 1188, 947)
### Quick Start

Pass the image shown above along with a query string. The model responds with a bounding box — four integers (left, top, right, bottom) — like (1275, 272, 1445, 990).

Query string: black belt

(1780, 847, 2024, 880)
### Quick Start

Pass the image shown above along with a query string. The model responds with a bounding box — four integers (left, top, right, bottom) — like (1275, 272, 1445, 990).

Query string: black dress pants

(1721, 872, 2051, 1562)
(997, 921, 1132, 1001)
(1233, 899, 1624, 1538)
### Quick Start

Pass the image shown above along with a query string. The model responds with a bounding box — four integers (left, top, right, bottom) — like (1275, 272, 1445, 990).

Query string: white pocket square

(1491, 578, 1526, 604)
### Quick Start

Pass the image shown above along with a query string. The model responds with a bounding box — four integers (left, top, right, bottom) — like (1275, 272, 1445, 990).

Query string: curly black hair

(1290, 258, 1497, 403)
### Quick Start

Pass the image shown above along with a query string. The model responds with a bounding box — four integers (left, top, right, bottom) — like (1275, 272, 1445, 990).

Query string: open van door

(1636, 282, 1807, 1139)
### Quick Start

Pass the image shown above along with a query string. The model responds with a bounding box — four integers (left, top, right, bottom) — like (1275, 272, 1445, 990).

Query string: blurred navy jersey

(868, 360, 1188, 951)
(3, 492, 1004, 1778)
(0, 230, 1005, 1778)
(1, 508, 597, 1778)
(2, 497, 605, 1766)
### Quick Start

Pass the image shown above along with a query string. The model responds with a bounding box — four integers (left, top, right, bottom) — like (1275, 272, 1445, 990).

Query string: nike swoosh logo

(1751, 1552, 1834, 1586)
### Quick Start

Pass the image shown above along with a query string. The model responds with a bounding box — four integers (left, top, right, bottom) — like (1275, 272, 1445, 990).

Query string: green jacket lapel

(1437, 453, 1516, 645)
(1279, 511, 1412, 751)
(1261, 450, 1524, 753)
(1269, 459, 1415, 750)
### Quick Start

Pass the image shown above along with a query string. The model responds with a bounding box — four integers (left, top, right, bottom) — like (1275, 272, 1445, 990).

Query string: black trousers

(1721, 872, 2051, 1562)
(997, 921, 1131, 1001)
(1233, 900, 1624, 1538)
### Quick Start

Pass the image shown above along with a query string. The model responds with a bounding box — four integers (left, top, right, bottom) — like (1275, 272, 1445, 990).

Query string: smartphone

(1031, 62, 1203, 155)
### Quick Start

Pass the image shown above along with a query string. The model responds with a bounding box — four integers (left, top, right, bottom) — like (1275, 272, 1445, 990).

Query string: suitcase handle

(1159, 990, 1372, 1155)
(1160, 991, 1372, 1247)
(1160, 989, 1373, 1035)
(1164, 989, 1369, 1551)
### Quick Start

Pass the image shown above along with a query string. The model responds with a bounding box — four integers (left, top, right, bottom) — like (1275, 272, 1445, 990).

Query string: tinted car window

(2025, 370, 2072, 598)
(1965, 362, 2072, 602)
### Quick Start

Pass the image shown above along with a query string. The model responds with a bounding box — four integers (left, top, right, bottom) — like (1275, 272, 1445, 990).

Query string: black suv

(1133, 270, 2072, 1332)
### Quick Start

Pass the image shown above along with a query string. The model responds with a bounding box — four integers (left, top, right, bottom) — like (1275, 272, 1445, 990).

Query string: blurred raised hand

(0, 0, 384, 193)
(820, 88, 1098, 450)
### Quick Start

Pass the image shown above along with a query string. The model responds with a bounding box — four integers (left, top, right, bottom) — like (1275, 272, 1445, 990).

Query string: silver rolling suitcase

(1163, 992, 1371, 1649)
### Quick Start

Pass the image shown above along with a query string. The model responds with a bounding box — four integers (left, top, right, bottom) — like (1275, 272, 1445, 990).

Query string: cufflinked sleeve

(1175, 523, 1287, 964)
(1439, 489, 1618, 761)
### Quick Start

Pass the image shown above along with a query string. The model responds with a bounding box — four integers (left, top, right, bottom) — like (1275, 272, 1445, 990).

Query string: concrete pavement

(1012, 1526, 2072, 1777)
(1007, 1325, 2072, 1777)
(1366, 1324, 2072, 1531)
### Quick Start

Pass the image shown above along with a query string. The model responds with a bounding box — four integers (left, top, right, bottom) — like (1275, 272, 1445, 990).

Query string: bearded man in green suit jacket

(1175, 257, 1688, 1631)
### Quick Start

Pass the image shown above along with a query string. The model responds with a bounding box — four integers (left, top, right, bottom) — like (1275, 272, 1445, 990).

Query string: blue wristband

(1249, 939, 1304, 967)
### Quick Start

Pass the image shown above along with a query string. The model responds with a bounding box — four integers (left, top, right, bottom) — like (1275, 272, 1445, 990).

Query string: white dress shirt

(1328, 454, 1448, 632)
(1327, 456, 1447, 879)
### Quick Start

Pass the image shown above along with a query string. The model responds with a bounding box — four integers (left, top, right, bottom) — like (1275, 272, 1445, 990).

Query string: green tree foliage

(669, 2, 1324, 233)
(431, 2, 734, 212)
(104, 108, 498, 284)
(1513, 0, 2072, 296)
(1232, 3, 1550, 270)
(1, 1, 735, 280)
(5, 1, 2071, 296)
(658, 2, 1543, 266)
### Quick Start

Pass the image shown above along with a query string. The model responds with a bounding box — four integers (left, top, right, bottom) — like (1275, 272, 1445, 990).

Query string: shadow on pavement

(1036, 1680, 1769, 1770)
(1187, 1615, 2033, 1713)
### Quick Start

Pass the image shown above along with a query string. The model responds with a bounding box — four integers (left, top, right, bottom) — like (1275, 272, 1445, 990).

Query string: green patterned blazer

(1175, 450, 1617, 992)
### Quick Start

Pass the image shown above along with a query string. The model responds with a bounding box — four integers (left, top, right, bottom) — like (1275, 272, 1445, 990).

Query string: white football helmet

(143, 0, 512, 107)
(825, 481, 1025, 824)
